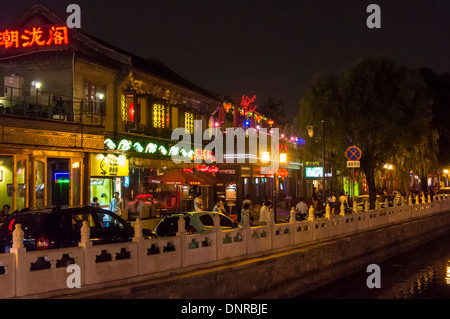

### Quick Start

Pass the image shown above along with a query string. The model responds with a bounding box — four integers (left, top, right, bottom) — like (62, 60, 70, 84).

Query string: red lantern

(268, 119, 274, 127)
(129, 101, 135, 122)
(196, 165, 208, 172)
(207, 166, 219, 173)
(183, 168, 193, 173)
(223, 103, 232, 113)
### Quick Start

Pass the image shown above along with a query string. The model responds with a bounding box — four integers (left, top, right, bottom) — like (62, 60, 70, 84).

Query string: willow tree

(296, 57, 438, 208)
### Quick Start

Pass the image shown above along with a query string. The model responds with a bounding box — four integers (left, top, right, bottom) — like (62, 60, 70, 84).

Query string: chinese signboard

(90, 154, 129, 177)
(0, 26, 69, 50)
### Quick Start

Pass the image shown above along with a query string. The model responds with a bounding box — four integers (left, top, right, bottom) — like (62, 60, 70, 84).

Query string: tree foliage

(296, 57, 438, 207)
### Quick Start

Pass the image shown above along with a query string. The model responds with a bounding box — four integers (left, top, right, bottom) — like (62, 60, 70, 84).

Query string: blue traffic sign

(345, 146, 362, 161)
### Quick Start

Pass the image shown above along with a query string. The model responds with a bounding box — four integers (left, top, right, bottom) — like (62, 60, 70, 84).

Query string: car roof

(11, 206, 110, 215)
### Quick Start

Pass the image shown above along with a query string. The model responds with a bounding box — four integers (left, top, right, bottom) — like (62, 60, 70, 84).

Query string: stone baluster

(133, 218, 143, 243)
(79, 221, 92, 247)
(289, 207, 296, 223)
(408, 195, 412, 205)
(325, 204, 331, 219)
(12, 224, 24, 249)
(177, 215, 186, 236)
(415, 195, 420, 205)
(353, 200, 358, 213)
(384, 198, 389, 209)
(364, 200, 370, 212)
(308, 205, 315, 221)
(340, 202, 345, 216)
(375, 198, 380, 210)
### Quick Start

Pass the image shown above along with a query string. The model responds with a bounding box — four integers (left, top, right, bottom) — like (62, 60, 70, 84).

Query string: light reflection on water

(298, 235, 450, 299)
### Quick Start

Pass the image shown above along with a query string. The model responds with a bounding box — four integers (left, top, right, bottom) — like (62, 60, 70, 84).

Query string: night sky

(1, 0, 450, 118)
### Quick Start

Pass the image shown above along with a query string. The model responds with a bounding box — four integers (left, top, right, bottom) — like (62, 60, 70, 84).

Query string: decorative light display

(0, 26, 69, 50)
(240, 95, 257, 116)
(153, 104, 167, 128)
(185, 111, 194, 133)
(104, 139, 116, 150)
(268, 119, 274, 127)
(117, 139, 132, 151)
(145, 143, 157, 154)
(133, 142, 143, 153)
(105, 138, 214, 162)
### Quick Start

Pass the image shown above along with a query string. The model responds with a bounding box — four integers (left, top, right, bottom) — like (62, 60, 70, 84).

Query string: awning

(148, 170, 206, 186)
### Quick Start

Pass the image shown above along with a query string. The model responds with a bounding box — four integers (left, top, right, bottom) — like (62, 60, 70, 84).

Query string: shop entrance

(47, 158, 70, 206)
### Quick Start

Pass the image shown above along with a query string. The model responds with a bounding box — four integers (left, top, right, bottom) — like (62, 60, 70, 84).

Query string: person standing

(110, 192, 124, 216)
(240, 202, 252, 226)
(259, 200, 272, 226)
(194, 192, 204, 212)
(91, 197, 101, 208)
(0, 204, 11, 224)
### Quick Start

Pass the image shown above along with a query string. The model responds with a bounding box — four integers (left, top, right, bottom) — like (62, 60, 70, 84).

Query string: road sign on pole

(345, 146, 362, 161)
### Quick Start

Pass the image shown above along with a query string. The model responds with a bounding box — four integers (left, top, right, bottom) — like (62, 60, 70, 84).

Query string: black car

(0, 206, 157, 253)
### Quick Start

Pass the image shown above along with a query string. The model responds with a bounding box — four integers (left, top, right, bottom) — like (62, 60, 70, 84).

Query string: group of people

(91, 191, 124, 216)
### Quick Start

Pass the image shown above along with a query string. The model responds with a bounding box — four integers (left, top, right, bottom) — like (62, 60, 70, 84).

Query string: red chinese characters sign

(0, 26, 69, 50)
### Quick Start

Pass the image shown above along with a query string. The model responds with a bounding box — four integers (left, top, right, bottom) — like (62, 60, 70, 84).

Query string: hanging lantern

(268, 119, 274, 127)
(223, 103, 232, 113)
(256, 115, 262, 123)
(196, 165, 208, 172)
(207, 166, 219, 173)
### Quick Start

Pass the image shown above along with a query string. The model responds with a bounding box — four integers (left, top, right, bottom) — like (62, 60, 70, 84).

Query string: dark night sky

(1, 0, 450, 119)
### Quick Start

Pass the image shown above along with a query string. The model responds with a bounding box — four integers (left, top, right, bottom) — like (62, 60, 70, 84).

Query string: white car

(154, 211, 239, 237)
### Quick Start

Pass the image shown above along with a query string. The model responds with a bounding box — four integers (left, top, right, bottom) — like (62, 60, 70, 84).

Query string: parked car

(155, 211, 239, 237)
(0, 206, 157, 253)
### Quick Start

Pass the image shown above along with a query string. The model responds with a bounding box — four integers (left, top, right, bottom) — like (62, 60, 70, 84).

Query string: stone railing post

(353, 201, 358, 213)
(308, 205, 315, 221)
(177, 215, 187, 267)
(340, 202, 345, 216)
(364, 200, 370, 212)
(384, 198, 389, 210)
(133, 218, 144, 243)
(375, 198, 380, 210)
(289, 207, 296, 223)
(9, 224, 27, 298)
(415, 195, 420, 205)
(79, 221, 92, 248)
(325, 204, 331, 219)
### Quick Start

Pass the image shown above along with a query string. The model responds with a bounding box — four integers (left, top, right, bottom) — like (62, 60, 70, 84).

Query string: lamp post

(321, 120, 326, 208)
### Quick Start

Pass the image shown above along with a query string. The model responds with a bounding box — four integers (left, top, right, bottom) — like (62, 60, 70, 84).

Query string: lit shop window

(185, 112, 194, 133)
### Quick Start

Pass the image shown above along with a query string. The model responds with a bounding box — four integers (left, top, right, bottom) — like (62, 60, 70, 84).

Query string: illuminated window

(185, 111, 194, 133)
(84, 81, 105, 115)
(153, 104, 169, 128)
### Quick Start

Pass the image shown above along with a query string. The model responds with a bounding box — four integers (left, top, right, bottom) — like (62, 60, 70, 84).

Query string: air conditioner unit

(4, 74, 24, 98)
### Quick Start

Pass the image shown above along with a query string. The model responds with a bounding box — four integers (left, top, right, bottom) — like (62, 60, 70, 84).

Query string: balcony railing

(0, 86, 105, 126)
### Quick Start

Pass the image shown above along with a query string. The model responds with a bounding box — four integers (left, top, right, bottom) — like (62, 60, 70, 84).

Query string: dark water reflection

(298, 234, 450, 299)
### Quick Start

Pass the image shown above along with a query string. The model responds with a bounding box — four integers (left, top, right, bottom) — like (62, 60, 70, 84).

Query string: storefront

(89, 153, 129, 208)
(0, 150, 87, 212)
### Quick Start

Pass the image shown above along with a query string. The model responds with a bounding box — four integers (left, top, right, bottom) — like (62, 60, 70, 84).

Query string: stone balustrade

(1, 195, 450, 298)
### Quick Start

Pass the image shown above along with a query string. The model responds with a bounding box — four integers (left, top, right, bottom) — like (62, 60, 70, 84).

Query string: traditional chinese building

(0, 4, 221, 214)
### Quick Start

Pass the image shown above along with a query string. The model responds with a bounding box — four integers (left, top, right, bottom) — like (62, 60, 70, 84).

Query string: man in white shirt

(295, 197, 308, 220)
(194, 192, 203, 212)
(259, 200, 272, 225)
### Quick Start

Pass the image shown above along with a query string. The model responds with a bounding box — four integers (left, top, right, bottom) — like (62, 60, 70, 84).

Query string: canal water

(298, 233, 450, 299)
